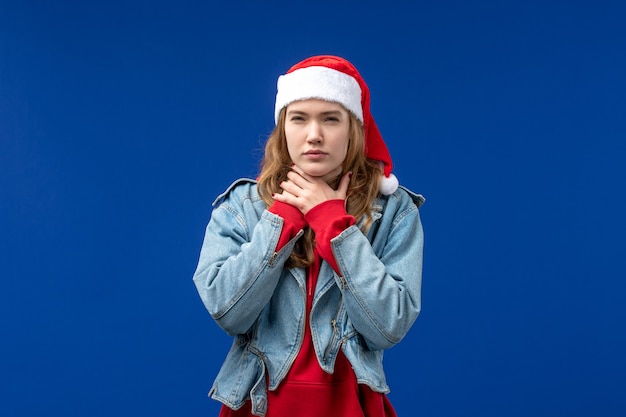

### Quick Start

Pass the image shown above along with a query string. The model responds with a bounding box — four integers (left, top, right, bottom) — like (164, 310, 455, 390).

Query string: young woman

(193, 55, 425, 417)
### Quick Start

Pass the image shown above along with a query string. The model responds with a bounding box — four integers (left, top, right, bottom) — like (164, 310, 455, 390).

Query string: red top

(219, 200, 397, 417)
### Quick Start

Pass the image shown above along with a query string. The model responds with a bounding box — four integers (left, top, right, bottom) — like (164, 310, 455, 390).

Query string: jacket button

(255, 397, 266, 412)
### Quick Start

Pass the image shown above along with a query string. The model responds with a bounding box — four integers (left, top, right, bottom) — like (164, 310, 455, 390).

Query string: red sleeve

(268, 201, 307, 251)
(305, 199, 356, 274)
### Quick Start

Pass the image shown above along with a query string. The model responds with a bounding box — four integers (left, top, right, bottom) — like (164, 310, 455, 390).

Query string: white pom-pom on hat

(380, 173, 399, 196)
(275, 55, 399, 195)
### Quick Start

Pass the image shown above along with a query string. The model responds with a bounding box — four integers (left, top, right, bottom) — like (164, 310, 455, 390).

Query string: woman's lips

(304, 150, 328, 159)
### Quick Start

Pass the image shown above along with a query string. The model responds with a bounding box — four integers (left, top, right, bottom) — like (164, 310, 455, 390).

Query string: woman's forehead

(286, 99, 348, 112)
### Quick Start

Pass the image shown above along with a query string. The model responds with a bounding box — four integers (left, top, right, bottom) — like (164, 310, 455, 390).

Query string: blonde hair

(258, 107, 382, 268)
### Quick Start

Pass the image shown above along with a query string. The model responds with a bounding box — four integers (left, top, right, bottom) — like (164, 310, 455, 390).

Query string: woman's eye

(325, 117, 339, 122)
(290, 116, 304, 121)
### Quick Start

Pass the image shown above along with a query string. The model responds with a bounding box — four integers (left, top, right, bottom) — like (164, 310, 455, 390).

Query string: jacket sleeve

(269, 200, 307, 251)
(192, 198, 302, 336)
(331, 201, 424, 351)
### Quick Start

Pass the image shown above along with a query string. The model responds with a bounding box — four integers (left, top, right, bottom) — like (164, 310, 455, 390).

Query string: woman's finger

(279, 179, 302, 196)
(337, 171, 352, 199)
(286, 169, 310, 187)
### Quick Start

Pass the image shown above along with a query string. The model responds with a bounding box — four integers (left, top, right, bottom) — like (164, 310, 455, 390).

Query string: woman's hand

(273, 166, 351, 215)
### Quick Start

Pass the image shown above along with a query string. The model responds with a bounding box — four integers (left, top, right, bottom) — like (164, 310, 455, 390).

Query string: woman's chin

(296, 164, 343, 182)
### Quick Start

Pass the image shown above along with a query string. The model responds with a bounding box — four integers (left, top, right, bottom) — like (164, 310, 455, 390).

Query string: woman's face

(284, 99, 350, 182)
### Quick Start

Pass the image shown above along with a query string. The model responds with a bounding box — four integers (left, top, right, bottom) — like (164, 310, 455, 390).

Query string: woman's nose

(306, 122, 323, 143)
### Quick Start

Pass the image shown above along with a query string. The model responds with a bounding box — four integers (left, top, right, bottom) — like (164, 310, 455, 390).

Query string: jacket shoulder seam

(212, 178, 258, 207)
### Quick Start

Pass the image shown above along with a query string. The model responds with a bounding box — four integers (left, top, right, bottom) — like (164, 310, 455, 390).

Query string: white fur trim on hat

(275, 66, 363, 123)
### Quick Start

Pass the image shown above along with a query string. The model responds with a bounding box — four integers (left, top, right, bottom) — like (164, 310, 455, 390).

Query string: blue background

(2, 1, 625, 416)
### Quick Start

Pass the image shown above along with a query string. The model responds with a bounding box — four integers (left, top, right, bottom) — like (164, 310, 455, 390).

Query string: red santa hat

(274, 55, 399, 195)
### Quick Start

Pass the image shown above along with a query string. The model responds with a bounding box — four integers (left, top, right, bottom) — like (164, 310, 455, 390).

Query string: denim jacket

(193, 178, 424, 416)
